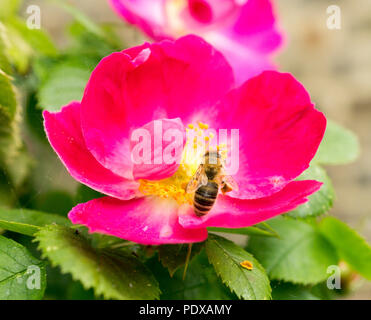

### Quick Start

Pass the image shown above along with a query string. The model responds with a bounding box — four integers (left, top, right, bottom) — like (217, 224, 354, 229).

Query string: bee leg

(221, 183, 233, 194)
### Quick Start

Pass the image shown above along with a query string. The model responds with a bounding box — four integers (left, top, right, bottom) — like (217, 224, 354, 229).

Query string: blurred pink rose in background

(109, 0, 284, 84)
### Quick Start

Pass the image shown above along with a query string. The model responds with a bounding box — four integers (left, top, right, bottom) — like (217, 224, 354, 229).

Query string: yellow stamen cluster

(186, 121, 214, 152)
(139, 164, 193, 205)
(139, 121, 224, 204)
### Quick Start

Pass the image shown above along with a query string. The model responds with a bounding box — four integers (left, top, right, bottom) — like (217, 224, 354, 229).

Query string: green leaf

(271, 281, 321, 300)
(38, 62, 90, 111)
(66, 281, 96, 300)
(150, 250, 237, 300)
(205, 234, 271, 300)
(313, 120, 360, 165)
(0, 38, 32, 187)
(310, 282, 339, 300)
(2, 146, 33, 187)
(50, 0, 105, 38)
(158, 242, 204, 276)
(286, 165, 334, 218)
(35, 224, 160, 300)
(68, 21, 122, 55)
(1, 18, 56, 73)
(6, 17, 56, 57)
(0, 207, 70, 236)
(319, 217, 371, 280)
(0, 235, 46, 300)
(0, 0, 21, 19)
(208, 222, 279, 238)
(1, 21, 32, 73)
(0, 68, 31, 187)
(0, 68, 17, 120)
(247, 217, 339, 285)
(0, 32, 12, 75)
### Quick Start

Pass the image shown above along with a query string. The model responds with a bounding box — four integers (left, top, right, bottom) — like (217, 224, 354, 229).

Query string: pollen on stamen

(198, 121, 209, 130)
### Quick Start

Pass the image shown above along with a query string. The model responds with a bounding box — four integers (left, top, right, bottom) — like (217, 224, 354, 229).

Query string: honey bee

(186, 151, 238, 217)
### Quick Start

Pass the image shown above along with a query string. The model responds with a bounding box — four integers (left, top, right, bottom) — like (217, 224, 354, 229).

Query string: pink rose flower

(109, 0, 284, 85)
(43, 36, 325, 245)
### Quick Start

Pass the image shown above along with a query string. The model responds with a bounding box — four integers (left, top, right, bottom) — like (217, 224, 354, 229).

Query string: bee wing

(186, 165, 208, 193)
(221, 175, 239, 194)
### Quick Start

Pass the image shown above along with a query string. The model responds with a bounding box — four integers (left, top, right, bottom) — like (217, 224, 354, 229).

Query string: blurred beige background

(22, 0, 371, 299)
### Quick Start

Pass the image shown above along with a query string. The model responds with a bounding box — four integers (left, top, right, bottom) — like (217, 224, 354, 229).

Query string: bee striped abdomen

(193, 181, 218, 216)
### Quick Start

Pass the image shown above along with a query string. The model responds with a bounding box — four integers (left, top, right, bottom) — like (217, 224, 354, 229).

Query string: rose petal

(232, 0, 281, 40)
(123, 35, 234, 123)
(131, 118, 186, 181)
(43, 102, 139, 200)
(80, 35, 233, 179)
(213, 71, 326, 199)
(204, 0, 283, 84)
(205, 31, 281, 85)
(179, 180, 322, 229)
(109, 0, 168, 40)
(69, 196, 208, 245)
